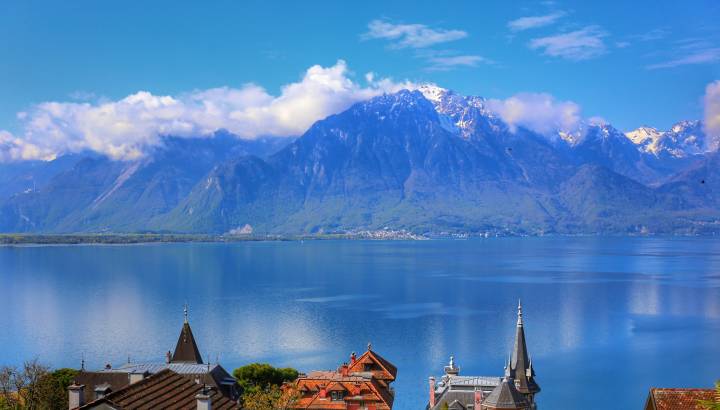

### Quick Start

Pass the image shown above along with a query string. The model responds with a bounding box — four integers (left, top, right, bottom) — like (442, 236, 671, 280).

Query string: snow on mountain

(626, 120, 708, 158)
(418, 84, 505, 140)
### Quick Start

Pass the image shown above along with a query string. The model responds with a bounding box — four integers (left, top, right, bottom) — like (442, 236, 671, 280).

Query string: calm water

(1, 238, 719, 409)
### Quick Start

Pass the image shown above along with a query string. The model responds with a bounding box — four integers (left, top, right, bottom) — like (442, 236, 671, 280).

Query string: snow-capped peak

(626, 126, 662, 145)
(625, 120, 709, 158)
(418, 83, 449, 103)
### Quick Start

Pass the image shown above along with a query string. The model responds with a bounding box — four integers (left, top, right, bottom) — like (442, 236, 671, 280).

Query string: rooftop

(78, 369, 237, 410)
(647, 388, 717, 410)
(99, 362, 221, 375)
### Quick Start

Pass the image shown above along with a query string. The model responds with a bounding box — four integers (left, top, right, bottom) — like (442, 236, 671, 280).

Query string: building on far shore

(68, 305, 239, 409)
(426, 302, 540, 410)
(287, 344, 397, 410)
(644, 387, 717, 410)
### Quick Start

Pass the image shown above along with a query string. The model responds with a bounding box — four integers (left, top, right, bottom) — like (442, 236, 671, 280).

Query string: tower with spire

(170, 303, 203, 364)
(509, 300, 540, 409)
(426, 302, 540, 410)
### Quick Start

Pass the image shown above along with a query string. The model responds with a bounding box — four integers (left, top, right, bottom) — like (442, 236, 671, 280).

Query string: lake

(1, 237, 719, 409)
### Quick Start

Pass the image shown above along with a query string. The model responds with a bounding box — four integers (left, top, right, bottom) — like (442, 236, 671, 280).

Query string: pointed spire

(171, 304, 203, 364)
(510, 301, 540, 395)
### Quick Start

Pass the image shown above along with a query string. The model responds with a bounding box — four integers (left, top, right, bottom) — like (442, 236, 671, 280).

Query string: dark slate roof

(74, 371, 131, 405)
(97, 362, 238, 400)
(78, 369, 238, 410)
(482, 378, 528, 409)
(646, 388, 717, 410)
(511, 302, 540, 395)
(172, 322, 203, 364)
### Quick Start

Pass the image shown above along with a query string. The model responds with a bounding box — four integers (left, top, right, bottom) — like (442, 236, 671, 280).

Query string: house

(68, 305, 239, 409)
(427, 302, 540, 410)
(288, 344, 397, 409)
(71, 368, 237, 410)
(644, 388, 717, 410)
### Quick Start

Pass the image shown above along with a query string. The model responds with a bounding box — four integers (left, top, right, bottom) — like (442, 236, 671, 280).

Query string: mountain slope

(0, 134, 292, 232)
(1, 88, 719, 235)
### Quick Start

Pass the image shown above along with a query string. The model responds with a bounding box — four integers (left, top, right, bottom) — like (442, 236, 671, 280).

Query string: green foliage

(0, 362, 78, 410)
(699, 380, 720, 410)
(233, 363, 298, 397)
(241, 385, 298, 410)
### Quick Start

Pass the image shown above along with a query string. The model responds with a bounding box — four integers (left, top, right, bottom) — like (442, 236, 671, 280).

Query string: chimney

(94, 383, 111, 400)
(195, 388, 212, 410)
(166, 351, 172, 364)
(319, 386, 327, 398)
(129, 371, 147, 384)
(474, 388, 483, 408)
(350, 352, 357, 364)
(68, 384, 85, 409)
(339, 363, 349, 377)
(429, 377, 436, 407)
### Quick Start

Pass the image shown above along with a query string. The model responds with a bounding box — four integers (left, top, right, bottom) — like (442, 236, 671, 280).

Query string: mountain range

(1, 86, 718, 236)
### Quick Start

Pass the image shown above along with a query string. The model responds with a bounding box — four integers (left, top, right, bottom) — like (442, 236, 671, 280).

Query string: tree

(241, 385, 298, 410)
(232, 363, 298, 397)
(699, 380, 720, 410)
(0, 360, 77, 410)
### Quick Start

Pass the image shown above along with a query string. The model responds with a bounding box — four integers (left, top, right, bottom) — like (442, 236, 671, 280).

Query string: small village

(11, 302, 706, 410)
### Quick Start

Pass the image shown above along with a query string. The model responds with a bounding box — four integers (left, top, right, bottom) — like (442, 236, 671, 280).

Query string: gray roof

(100, 362, 220, 375)
(428, 375, 502, 410)
(482, 377, 528, 409)
(443, 375, 502, 389)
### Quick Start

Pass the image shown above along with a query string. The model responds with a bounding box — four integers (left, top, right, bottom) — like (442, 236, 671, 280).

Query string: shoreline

(0, 231, 716, 245)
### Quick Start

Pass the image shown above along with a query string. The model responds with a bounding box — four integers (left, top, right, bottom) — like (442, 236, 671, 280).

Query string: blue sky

(1, 0, 719, 159)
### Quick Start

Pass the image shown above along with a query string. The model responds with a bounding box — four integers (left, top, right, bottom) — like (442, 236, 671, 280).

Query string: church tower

(510, 300, 540, 409)
(170, 304, 203, 364)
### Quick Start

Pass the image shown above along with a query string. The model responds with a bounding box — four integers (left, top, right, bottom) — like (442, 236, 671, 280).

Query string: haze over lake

(1, 237, 719, 409)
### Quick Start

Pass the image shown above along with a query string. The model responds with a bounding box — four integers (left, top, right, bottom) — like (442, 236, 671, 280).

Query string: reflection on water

(1, 237, 719, 410)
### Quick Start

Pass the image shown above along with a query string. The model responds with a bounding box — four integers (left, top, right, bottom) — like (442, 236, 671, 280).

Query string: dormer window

(363, 363, 373, 371)
(330, 391, 345, 401)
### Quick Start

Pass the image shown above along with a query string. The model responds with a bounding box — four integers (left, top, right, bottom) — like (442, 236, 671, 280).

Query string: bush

(232, 363, 298, 397)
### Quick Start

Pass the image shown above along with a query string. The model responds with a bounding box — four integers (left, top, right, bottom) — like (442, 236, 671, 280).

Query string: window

(330, 391, 346, 401)
(363, 363, 373, 371)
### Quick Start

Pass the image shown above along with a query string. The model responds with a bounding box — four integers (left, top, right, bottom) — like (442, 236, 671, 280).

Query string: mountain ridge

(0, 87, 718, 235)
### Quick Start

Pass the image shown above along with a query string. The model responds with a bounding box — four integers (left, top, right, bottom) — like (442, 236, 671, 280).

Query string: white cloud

(425, 55, 490, 71)
(486, 92, 582, 135)
(0, 60, 416, 161)
(705, 80, 720, 150)
(507, 12, 566, 32)
(646, 47, 720, 69)
(364, 19, 467, 48)
(529, 26, 608, 60)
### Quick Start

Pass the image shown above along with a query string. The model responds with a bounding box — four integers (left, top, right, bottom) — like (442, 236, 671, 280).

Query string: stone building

(68, 306, 239, 409)
(426, 302, 540, 410)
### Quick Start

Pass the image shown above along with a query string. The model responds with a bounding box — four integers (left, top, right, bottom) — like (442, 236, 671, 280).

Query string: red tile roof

(347, 349, 397, 382)
(646, 388, 717, 410)
(290, 371, 393, 410)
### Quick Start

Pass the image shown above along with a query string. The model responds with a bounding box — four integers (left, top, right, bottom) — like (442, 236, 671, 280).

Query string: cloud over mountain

(0, 61, 415, 161)
(486, 92, 582, 135)
(705, 80, 720, 149)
